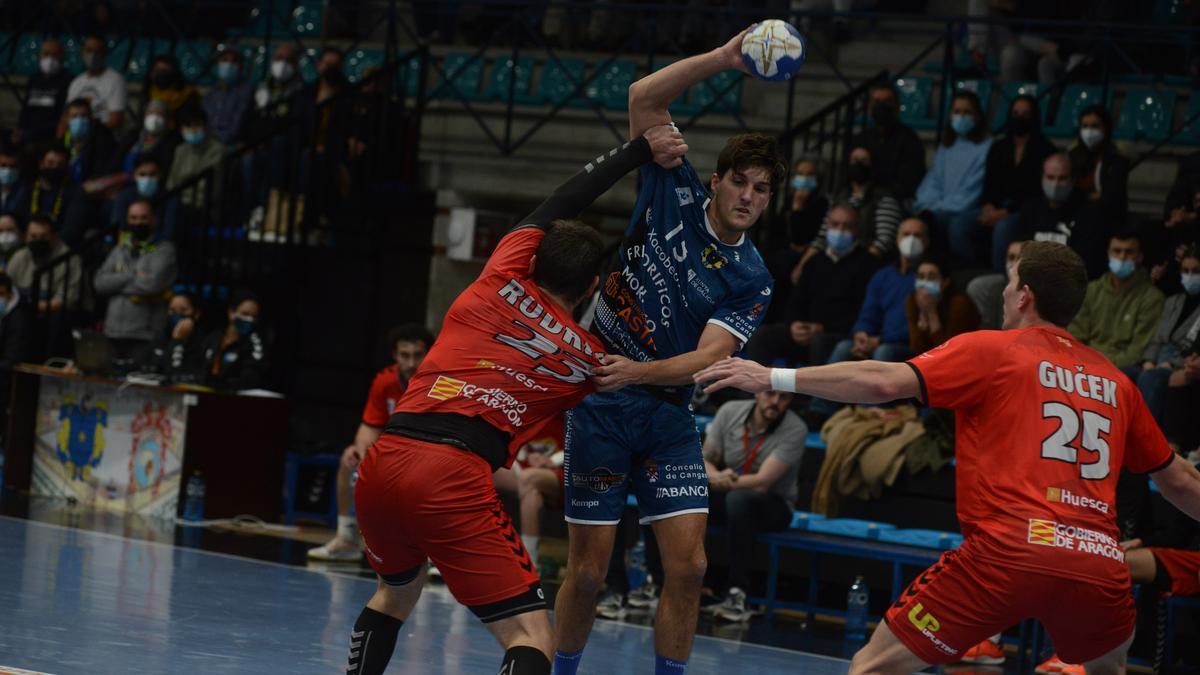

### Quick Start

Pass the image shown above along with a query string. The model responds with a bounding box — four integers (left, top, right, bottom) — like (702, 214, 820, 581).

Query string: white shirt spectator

(67, 67, 127, 124)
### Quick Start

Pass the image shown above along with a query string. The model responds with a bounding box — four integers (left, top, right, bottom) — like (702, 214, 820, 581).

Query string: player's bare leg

(848, 621, 932, 675)
(348, 567, 427, 675)
(648, 512, 707, 660)
(487, 608, 555, 670)
(553, 523, 618, 653)
(1082, 633, 1133, 675)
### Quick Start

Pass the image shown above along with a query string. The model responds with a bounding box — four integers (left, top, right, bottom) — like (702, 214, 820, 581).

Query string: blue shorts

(564, 388, 707, 525)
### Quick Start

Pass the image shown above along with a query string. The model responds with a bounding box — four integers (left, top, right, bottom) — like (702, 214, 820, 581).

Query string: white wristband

(770, 368, 797, 393)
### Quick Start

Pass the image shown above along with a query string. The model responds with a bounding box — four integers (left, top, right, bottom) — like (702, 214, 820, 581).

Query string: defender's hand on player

(694, 357, 772, 394)
(644, 124, 688, 168)
(593, 353, 647, 392)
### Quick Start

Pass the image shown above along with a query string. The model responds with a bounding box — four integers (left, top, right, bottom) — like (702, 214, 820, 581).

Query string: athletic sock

(655, 654, 687, 675)
(347, 606, 402, 675)
(552, 648, 583, 675)
(521, 534, 540, 567)
(337, 515, 359, 542)
(501, 645, 551, 675)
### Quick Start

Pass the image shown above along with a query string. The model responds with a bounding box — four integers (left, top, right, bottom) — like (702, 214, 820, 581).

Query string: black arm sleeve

(515, 136, 653, 231)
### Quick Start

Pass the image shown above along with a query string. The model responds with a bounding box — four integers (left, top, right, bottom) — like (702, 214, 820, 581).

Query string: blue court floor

(0, 515, 851, 674)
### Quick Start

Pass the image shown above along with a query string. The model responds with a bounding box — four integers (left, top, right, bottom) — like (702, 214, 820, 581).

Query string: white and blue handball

(740, 20, 806, 82)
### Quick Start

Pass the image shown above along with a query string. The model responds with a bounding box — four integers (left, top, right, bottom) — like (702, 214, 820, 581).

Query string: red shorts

(1148, 547, 1200, 597)
(885, 546, 1135, 665)
(354, 434, 544, 621)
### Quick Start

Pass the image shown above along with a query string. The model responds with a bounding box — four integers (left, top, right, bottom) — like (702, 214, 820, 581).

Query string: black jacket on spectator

(1068, 143, 1130, 219)
(18, 70, 73, 145)
(0, 290, 35, 414)
(139, 332, 206, 384)
(0, 181, 31, 218)
(67, 124, 119, 184)
(981, 133, 1057, 212)
(851, 124, 926, 203)
(1017, 190, 1109, 279)
(200, 328, 271, 391)
(29, 180, 89, 247)
(786, 246, 879, 334)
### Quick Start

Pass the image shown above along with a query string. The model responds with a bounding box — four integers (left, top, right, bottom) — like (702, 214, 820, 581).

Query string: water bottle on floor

(182, 471, 206, 522)
(846, 576, 869, 644)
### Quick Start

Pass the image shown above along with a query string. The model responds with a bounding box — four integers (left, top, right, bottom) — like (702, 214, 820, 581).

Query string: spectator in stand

(0, 215, 22, 268)
(143, 55, 199, 128)
(1016, 153, 1108, 279)
(304, 47, 351, 217)
(199, 291, 271, 391)
(1137, 250, 1200, 423)
(6, 215, 82, 314)
(915, 91, 993, 267)
(966, 239, 1026, 330)
(250, 43, 306, 137)
(703, 390, 808, 623)
(110, 158, 179, 241)
(116, 99, 179, 176)
(204, 47, 254, 147)
(1161, 353, 1200, 455)
(979, 94, 1057, 272)
(168, 107, 224, 211)
(0, 271, 34, 435)
(0, 146, 30, 217)
(765, 158, 828, 323)
(802, 144, 902, 264)
(746, 203, 878, 367)
(139, 291, 205, 383)
(29, 146, 87, 246)
(307, 324, 433, 562)
(1068, 231, 1165, 374)
(62, 98, 118, 185)
(17, 38, 72, 146)
(906, 257, 981, 354)
(93, 200, 178, 358)
(66, 35, 127, 131)
(515, 427, 566, 571)
(1068, 105, 1129, 220)
(852, 83, 926, 204)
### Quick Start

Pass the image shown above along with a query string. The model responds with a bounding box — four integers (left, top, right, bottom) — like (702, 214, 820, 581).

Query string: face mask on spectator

(1080, 128, 1104, 149)
(898, 235, 924, 261)
(68, 115, 90, 138)
(234, 316, 255, 337)
(270, 59, 295, 82)
(1042, 179, 1072, 204)
(144, 114, 165, 134)
(1008, 115, 1033, 136)
(0, 167, 17, 186)
(216, 61, 240, 83)
(0, 231, 19, 250)
(826, 229, 854, 254)
(128, 224, 151, 241)
(182, 129, 206, 145)
(82, 52, 101, 71)
(846, 162, 871, 185)
(40, 166, 65, 185)
(136, 176, 159, 197)
(1181, 272, 1200, 296)
(28, 239, 51, 258)
(915, 279, 942, 299)
(791, 175, 816, 192)
(1108, 257, 1136, 280)
(950, 114, 975, 136)
(39, 57, 61, 76)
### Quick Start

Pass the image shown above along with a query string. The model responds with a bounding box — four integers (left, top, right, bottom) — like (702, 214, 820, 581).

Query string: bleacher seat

(805, 431, 826, 451)
(105, 37, 131, 73)
(789, 511, 825, 530)
(586, 60, 636, 111)
(485, 56, 537, 103)
(536, 57, 588, 108)
(177, 40, 214, 85)
(240, 44, 268, 82)
(678, 70, 742, 117)
(432, 52, 486, 101)
(397, 55, 423, 99)
(877, 528, 962, 550)
(1115, 89, 1177, 143)
(952, 78, 993, 119)
(12, 33, 41, 76)
(298, 46, 319, 83)
(1045, 84, 1107, 138)
(895, 76, 934, 130)
(693, 414, 714, 434)
(291, 1, 324, 37)
(1177, 94, 1200, 145)
(807, 518, 896, 540)
(59, 34, 84, 74)
(345, 48, 383, 83)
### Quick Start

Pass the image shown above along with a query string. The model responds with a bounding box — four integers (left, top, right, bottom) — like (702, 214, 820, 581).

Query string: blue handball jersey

(592, 159, 774, 362)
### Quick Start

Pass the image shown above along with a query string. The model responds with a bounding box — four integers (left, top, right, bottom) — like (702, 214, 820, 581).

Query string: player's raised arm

(627, 29, 750, 139)
(692, 356, 922, 404)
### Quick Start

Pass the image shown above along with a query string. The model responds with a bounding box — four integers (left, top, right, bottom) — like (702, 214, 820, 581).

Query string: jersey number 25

(1041, 402, 1111, 481)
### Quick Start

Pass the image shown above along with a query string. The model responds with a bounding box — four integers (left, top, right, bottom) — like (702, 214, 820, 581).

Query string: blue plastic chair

(432, 52, 486, 101)
(877, 528, 963, 550)
(12, 33, 41, 76)
(1045, 84, 1106, 138)
(177, 40, 214, 85)
(1115, 89, 1177, 143)
(586, 60, 636, 111)
(808, 518, 897, 540)
(895, 76, 934, 130)
(537, 57, 588, 108)
(485, 55, 537, 103)
(291, 1, 324, 36)
(789, 511, 826, 530)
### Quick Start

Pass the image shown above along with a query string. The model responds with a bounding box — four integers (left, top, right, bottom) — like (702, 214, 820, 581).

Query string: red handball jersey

(907, 326, 1174, 589)
(361, 364, 408, 428)
(394, 227, 603, 468)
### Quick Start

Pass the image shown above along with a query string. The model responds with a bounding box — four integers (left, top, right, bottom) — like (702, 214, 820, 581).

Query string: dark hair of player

(715, 133, 787, 193)
(533, 219, 605, 305)
(1015, 240, 1088, 328)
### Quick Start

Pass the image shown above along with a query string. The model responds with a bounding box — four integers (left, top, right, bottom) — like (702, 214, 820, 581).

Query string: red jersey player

(345, 125, 687, 675)
(694, 241, 1200, 674)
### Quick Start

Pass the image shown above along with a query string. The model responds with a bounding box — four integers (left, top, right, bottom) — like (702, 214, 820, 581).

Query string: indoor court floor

(0, 514, 853, 674)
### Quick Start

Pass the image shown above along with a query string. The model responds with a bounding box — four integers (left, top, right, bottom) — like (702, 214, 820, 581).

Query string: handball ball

(740, 20, 806, 82)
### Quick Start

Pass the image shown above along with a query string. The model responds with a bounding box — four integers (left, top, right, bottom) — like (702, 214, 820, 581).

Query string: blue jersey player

(553, 30, 785, 675)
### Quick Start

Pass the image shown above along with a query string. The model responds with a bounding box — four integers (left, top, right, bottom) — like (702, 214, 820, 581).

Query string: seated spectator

(138, 291, 204, 382)
(117, 100, 180, 175)
(204, 47, 254, 147)
(747, 203, 879, 367)
(1016, 153, 1108, 279)
(62, 97, 118, 185)
(199, 291, 270, 390)
(1137, 250, 1200, 423)
(703, 390, 808, 623)
(29, 146, 88, 246)
(93, 200, 178, 358)
(852, 83, 926, 204)
(250, 43, 306, 137)
(0, 271, 35, 433)
(67, 35, 127, 131)
(764, 158, 828, 323)
(966, 239, 1026, 330)
(17, 38, 72, 146)
(0, 214, 22, 268)
(1068, 231, 1165, 373)
(803, 144, 902, 262)
(979, 94, 1057, 272)
(307, 324, 432, 562)
(0, 145, 30, 217)
(167, 107, 224, 210)
(515, 420, 566, 570)
(906, 257, 981, 354)
(6, 215, 82, 314)
(143, 55, 199, 127)
(1067, 105, 1129, 219)
(915, 91, 993, 267)
(304, 47, 352, 216)
(110, 158, 179, 241)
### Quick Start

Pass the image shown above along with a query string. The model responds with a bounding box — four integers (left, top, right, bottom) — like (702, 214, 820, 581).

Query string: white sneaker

(627, 581, 659, 609)
(711, 587, 753, 623)
(306, 536, 363, 562)
(427, 562, 442, 578)
(595, 592, 627, 620)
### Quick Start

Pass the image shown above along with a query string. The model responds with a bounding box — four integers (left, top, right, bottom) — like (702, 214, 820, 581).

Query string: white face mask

(898, 235, 925, 261)
(1080, 128, 1105, 149)
(0, 231, 18, 247)
(270, 59, 295, 82)
(39, 57, 61, 76)
(143, 114, 165, 134)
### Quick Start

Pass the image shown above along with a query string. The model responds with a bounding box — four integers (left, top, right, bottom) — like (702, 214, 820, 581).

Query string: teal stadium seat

(240, 44, 268, 81)
(649, 63, 690, 115)
(586, 60, 636, 111)
(396, 55, 423, 99)
(807, 518, 896, 540)
(125, 39, 173, 81)
(298, 47, 319, 83)
(952, 78, 993, 119)
(432, 53, 486, 101)
(486, 56, 537, 103)
(177, 40, 214, 85)
(291, 1, 324, 37)
(1177, 94, 1200, 146)
(1115, 89, 1176, 143)
(105, 37, 131, 73)
(538, 57, 588, 108)
(345, 48, 382, 83)
(59, 34, 84, 74)
(895, 76, 934, 130)
(876, 528, 963, 550)
(678, 70, 742, 116)
(12, 33, 41, 76)
(1045, 84, 1106, 138)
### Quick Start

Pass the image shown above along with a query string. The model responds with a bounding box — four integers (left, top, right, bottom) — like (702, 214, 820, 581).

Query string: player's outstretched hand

(645, 124, 688, 168)
(593, 353, 646, 392)
(719, 28, 753, 74)
(694, 357, 772, 394)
